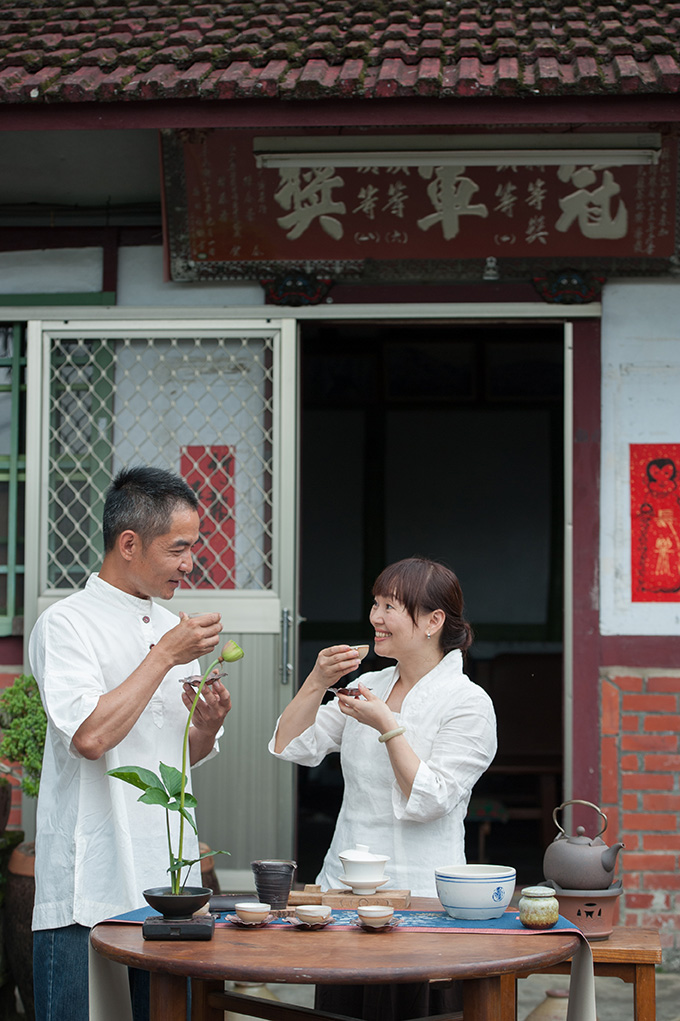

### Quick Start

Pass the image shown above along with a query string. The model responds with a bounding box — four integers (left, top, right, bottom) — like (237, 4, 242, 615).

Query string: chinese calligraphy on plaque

(630, 443, 680, 602)
(163, 130, 676, 277)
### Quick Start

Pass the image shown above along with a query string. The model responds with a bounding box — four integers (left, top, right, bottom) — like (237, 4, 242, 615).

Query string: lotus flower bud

(220, 640, 245, 663)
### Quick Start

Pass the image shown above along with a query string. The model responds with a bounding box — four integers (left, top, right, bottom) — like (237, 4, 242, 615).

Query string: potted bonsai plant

(0, 673, 47, 1021)
(0, 673, 46, 803)
(107, 639, 244, 915)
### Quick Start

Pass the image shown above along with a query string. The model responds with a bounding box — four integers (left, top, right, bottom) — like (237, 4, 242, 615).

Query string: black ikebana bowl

(143, 886, 213, 918)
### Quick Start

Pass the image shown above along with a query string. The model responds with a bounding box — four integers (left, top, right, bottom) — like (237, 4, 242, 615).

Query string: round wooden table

(91, 900, 582, 1021)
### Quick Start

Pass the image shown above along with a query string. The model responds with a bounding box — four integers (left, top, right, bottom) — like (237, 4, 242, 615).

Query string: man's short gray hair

(102, 466, 199, 552)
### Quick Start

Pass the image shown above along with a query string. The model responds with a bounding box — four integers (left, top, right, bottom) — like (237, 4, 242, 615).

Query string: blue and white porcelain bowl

(435, 864, 516, 920)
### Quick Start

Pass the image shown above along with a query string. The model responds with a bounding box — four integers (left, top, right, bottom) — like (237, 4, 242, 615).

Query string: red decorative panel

(630, 443, 680, 602)
(180, 445, 236, 589)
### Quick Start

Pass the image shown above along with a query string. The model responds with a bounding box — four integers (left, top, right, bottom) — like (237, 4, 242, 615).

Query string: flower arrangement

(107, 640, 244, 896)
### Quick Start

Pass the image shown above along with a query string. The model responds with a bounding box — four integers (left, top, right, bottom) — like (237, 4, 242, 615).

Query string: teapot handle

(552, 799, 608, 838)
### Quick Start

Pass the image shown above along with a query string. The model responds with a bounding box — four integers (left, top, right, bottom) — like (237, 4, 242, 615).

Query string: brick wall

(600, 668, 680, 969)
(0, 670, 24, 831)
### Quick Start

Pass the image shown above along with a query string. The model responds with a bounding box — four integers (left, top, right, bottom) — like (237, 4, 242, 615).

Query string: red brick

(624, 871, 639, 890)
(647, 676, 680, 693)
(623, 694, 678, 712)
(608, 674, 644, 692)
(622, 833, 639, 850)
(622, 812, 677, 830)
(622, 793, 638, 810)
(604, 806, 620, 842)
(622, 773, 674, 790)
(641, 910, 680, 927)
(620, 754, 639, 769)
(644, 834, 680, 851)
(622, 734, 677, 752)
(623, 853, 676, 871)
(644, 874, 680, 891)
(602, 679, 620, 734)
(622, 715, 640, 731)
(625, 893, 655, 909)
(643, 792, 680, 811)
(643, 754, 680, 771)
(645, 715, 680, 732)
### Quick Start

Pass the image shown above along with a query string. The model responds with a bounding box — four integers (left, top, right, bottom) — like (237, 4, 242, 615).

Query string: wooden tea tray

(288, 884, 411, 908)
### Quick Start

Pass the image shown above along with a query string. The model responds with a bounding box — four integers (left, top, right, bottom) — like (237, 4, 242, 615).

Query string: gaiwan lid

(338, 843, 390, 863)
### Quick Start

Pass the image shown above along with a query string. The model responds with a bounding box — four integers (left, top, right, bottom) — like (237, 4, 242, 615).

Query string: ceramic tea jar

(518, 886, 559, 929)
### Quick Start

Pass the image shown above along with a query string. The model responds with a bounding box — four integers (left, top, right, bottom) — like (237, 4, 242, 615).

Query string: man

(28, 465, 231, 1021)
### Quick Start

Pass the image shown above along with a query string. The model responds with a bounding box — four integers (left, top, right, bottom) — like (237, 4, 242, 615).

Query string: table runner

(99, 906, 581, 934)
(89, 909, 596, 1021)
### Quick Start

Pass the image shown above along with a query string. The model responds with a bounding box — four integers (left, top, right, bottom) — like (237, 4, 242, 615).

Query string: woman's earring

(426, 631, 431, 639)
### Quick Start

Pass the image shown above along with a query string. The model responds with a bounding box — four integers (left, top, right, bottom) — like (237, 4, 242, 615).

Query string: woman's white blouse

(269, 650, 497, 898)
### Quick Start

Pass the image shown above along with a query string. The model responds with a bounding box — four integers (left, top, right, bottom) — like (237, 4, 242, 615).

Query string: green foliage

(107, 640, 243, 893)
(108, 763, 199, 835)
(0, 674, 47, 799)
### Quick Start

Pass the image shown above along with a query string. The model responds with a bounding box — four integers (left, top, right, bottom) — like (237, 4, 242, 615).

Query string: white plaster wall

(0, 247, 103, 292)
(0, 245, 265, 305)
(600, 279, 680, 635)
(116, 246, 263, 306)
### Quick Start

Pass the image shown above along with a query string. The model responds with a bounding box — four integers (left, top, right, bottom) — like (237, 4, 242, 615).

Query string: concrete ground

(238, 971, 680, 1020)
(515, 971, 680, 1020)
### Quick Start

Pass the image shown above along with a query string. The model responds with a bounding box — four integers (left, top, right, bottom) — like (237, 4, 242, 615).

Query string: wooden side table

(507, 926, 662, 1021)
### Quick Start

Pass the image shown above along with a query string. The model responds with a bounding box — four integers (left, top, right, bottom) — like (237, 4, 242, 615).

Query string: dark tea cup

(251, 859, 297, 910)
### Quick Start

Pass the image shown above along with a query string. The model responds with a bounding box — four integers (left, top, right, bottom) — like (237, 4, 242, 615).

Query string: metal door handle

(280, 607, 293, 684)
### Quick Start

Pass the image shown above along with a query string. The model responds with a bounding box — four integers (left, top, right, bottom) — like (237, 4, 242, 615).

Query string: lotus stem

(177, 656, 221, 892)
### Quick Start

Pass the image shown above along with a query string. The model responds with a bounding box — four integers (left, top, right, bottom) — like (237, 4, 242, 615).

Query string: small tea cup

(357, 904, 394, 928)
(295, 904, 332, 925)
(352, 644, 370, 660)
(235, 901, 270, 923)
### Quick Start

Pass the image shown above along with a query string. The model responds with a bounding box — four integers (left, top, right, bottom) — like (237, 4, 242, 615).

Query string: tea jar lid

(520, 886, 557, 898)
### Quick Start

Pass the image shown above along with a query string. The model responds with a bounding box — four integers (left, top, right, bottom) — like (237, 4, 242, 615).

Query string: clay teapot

(543, 799, 624, 891)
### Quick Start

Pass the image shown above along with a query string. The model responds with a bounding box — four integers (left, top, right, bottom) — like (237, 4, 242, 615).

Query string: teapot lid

(565, 826, 605, 846)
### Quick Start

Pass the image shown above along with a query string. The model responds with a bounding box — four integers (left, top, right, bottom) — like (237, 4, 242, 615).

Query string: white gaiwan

(338, 843, 390, 894)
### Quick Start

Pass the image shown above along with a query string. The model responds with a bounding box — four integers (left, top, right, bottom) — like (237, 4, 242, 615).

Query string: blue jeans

(33, 926, 149, 1021)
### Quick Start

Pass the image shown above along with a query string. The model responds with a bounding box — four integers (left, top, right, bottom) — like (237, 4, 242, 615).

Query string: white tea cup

(357, 904, 394, 928)
(235, 901, 270, 923)
(295, 904, 332, 924)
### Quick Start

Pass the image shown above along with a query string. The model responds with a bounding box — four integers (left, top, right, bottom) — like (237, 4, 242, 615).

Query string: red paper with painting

(181, 445, 236, 589)
(631, 443, 680, 601)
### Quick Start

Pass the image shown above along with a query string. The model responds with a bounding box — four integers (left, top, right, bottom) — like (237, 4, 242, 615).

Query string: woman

(270, 556, 497, 899)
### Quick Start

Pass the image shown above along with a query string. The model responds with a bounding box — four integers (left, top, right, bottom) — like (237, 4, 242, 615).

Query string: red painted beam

(0, 94, 678, 131)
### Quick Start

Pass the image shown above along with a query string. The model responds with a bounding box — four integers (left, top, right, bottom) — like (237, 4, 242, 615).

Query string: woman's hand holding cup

(309, 645, 362, 691)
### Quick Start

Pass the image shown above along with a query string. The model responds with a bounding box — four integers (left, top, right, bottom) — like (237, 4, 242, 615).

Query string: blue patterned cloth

(101, 907, 579, 934)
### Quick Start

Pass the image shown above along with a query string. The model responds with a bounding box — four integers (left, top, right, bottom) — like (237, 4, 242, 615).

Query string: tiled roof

(1, 0, 680, 104)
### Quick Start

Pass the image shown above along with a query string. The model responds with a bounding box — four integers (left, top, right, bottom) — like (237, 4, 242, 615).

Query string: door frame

(12, 300, 601, 834)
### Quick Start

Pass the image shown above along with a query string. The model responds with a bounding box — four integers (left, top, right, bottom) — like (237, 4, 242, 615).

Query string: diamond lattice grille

(47, 333, 275, 590)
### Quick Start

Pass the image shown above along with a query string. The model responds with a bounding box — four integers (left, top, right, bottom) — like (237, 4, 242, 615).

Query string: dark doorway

(296, 320, 564, 886)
